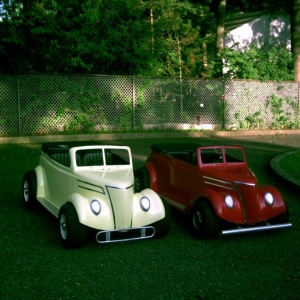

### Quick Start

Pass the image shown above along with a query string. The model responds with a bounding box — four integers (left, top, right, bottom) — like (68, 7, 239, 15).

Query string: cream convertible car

(22, 142, 170, 248)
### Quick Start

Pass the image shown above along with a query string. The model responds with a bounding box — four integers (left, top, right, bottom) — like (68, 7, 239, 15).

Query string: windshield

(75, 148, 130, 167)
(200, 147, 245, 164)
(224, 147, 245, 163)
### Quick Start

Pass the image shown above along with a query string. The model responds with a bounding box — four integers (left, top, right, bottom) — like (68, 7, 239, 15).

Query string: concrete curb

(2, 129, 300, 144)
(270, 150, 300, 192)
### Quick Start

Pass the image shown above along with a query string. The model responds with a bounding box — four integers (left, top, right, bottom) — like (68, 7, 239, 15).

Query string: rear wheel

(59, 204, 87, 248)
(190, 201, 220, 239)
(22, 170, 37, 209)
(152, 199, 171, 238)
(134, 167, 150, 192)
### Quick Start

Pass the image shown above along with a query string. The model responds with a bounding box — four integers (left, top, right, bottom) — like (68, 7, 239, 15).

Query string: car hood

(77, 169, 134, 189)
(202, 165, 257, 184)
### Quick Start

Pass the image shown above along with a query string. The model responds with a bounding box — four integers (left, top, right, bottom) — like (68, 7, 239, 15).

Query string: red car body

(134, 143, 292, 238)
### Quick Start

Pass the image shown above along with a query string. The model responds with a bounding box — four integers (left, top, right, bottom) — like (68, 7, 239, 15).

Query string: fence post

(132, 76, 136, 130)
(17, 74, 21, 135)
(297, 83, 300, 128)
(222, 79, 226, 130)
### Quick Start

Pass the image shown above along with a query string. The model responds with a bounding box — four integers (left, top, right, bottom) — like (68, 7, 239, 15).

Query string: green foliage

(0, 1, 294, 80)
(217, 43, 294, 80)
(65, 114, 94, 133)
(234, 110, 264, 129)
(0, 0, 212, 77)
(119, 97, 133, 131)
(266, 94, 298, 129)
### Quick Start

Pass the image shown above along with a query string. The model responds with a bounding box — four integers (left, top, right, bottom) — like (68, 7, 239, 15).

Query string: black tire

(59, 203, 87, 248)
(190, 201, 220, 239)
(152, 199, 171, 238)
(22, 170, 37, 209)
(134, 167, 150, 192)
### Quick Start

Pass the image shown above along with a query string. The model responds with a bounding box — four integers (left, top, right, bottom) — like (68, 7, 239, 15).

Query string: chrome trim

(95, 226, 156, 243)
(106, 184, 134, 190)
(203, 176, 233, 185)
(235, 181, 255, 186)
(203, 176, 235, 190)
(221, 223, 292, 235)
(78, 186, 105, 193)
(77, 179, 105, 194)
(204, 181, 234, 190)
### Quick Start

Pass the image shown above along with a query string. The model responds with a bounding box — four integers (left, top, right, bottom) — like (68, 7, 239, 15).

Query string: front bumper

(95, 226, 155, 243)
(221, 223, 292, 235)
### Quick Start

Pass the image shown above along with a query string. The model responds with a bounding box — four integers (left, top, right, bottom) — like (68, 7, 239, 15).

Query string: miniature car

(134, 143, 292, 238)
(22, 141, 170, 248)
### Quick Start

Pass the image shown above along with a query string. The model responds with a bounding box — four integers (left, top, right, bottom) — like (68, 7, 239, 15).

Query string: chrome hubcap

(193, 211, 203, 229)
(60, 214, 67, 240)
(23, 181, 29, 202)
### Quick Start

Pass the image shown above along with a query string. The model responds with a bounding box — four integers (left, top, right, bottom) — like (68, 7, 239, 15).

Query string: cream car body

(22, 142, 170, 248)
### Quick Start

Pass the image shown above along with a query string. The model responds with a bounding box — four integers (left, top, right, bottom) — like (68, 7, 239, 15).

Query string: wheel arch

(145, 162, 158, 191)
(58, 202, 88, 248)
(60, 194, 115, 230)
(35, 166, 49, 199)
(60, 194, 88, 224)
(188, 189, 224, 217)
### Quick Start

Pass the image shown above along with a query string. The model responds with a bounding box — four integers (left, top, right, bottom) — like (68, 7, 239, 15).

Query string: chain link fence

(0, 74, 299, 136)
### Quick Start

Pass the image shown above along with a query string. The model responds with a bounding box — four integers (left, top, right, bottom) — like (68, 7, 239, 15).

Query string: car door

(164, 157, 200, 211)
(43, 154, 75, 215)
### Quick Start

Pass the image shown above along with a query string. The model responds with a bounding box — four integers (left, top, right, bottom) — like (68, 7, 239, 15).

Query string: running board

(221, 223, 292, 235)
(96, 226, 155, 244)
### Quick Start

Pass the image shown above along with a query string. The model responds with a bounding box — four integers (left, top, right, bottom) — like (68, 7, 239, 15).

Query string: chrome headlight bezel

(140, 196, 150, 212)
(91, 199, 101, 215)
(264, 192, 274, 206)
(225, 195, 234, 209)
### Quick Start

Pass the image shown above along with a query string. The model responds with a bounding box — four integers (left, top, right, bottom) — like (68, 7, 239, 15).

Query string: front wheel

(190, 201, 220, 239)
(22, 170, 37, 209)
(152, 199, 171, 238)
(59, 204, 87, 248)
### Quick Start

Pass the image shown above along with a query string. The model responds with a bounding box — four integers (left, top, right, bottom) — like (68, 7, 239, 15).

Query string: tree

(291, 0, 300, 81)
(0, 0, 296, 80)
(215, 0, 226, 56)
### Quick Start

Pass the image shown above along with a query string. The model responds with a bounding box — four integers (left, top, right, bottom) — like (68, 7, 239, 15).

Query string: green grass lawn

(279, 151, 300, 180)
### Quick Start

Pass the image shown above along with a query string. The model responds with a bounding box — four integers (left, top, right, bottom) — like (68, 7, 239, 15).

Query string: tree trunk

(150, 8, 154, 53)
(199, 5, 209, 77)
(291, 0, 300, 82)
(215, 0, 226, 56)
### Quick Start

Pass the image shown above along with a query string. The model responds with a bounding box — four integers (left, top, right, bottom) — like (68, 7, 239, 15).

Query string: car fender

(189, 188, 222, 212)
(131, 188, 165, 227)
(145, 162, 158, 191)
(258, 185, 287, 220)
(63, 193, 115, 230)
(189, 188, 244, 223)
(35, 165, 49, 199)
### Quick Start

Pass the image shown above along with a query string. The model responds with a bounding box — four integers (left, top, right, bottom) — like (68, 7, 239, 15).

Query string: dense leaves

(220, 43, 294, 80)
(0, 0, 296, 79)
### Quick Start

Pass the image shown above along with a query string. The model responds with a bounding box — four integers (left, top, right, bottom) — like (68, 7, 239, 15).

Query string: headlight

(264, 192, 274, 206)
(140, 196, 150, 212)
(91, 200, 101, 215)
(225, 195, 234, 209)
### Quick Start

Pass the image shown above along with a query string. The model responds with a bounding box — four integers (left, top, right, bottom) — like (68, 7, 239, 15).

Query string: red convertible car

(134, 143, 292, 238)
